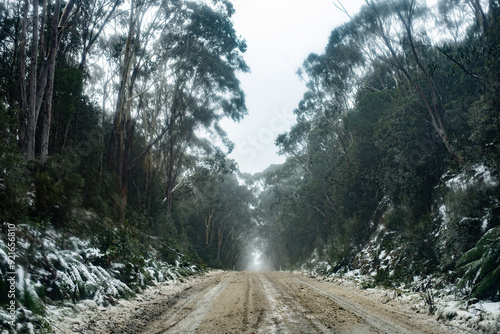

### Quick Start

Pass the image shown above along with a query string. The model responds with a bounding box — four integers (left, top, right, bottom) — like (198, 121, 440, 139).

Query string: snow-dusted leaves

(458, 226, 500, 300)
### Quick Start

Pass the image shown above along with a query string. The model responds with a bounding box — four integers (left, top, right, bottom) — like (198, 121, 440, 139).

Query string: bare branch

(332, 0, 353, 19)
(436, 45, 490, 87)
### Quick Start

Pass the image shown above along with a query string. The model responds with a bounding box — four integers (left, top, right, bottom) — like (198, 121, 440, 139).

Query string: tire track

(293, 275, 466, 334)
(257, 272, 332, 333)
(292, 276, 405, 333)
(262, 272, 377, 333)
(143, 273, 232, 334)
(194, 271, 268, 333)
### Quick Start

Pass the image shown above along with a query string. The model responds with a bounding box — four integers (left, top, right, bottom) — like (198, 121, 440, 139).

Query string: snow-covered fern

(458, 226, 500, 300)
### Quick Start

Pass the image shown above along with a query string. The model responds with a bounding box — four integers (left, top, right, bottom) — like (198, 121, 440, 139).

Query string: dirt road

(76, 271, 468, 334)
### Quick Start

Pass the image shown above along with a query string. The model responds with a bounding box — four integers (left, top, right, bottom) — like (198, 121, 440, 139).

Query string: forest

(0, 0, 499, 332)
(258, 0, 500, 300)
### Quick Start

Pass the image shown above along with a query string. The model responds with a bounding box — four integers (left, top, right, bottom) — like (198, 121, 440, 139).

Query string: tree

(128, 0, 248, 216)
(19, 0, 78, 165)
(78, 0, 122, 72)
(187, 160, 254, 267)
(363, 0, 459, 159)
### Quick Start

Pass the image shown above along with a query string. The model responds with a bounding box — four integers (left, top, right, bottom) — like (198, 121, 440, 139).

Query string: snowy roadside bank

(47, 270, 222, 334)
(0, 226, 200, 333)
(302, 270, 500, 334)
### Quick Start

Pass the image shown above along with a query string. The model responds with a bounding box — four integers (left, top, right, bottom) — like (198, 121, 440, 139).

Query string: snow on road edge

(300, 269, 500, 334)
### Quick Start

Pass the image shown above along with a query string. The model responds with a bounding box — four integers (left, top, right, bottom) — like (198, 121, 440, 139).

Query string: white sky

(221, 0, 440, 174)
(220, 0, 365, 174)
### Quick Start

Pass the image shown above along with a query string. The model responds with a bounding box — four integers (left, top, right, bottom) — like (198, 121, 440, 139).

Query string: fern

(458, 226, 500, 299)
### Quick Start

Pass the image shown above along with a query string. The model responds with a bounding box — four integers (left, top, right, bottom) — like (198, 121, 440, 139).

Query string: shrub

(0, 153, 31, 224)
(34, 154, 84, 227)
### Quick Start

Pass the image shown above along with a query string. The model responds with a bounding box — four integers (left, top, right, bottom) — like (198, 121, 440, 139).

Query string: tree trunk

(467, 0, 489, 35)
(19, 0, 29, 149)
(23, 0, 39, 160)
(165, 137, 176, 214)
(100, 80, 108, 180)
(73, 0, 120, 147)
(21, 0, 76, 162)
(39, 0, 47, 61)
(39, 0, 62, 168)
(217, 224, 223, 261)
(205, 209, 214, 246)
(110, 1, 137, 224)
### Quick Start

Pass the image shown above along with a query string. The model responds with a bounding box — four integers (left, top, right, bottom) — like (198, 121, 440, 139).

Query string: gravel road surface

(71, 271, 468, 333)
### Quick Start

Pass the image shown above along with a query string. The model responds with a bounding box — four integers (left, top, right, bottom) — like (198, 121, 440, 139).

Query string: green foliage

(0, 153, 31, 224)
(458, 226, 500, 300)
(34, 154, 84, 227)
(53, 66, 83, 125)
(0, 97, 31, 224)
(0, 4, 498, 334)
(18, 275, 45, 316)
(95, 223, 147, 268)
(160, 244, 181, 266)
(0, 0, 252, 331)
(259, 0, 498, 287)
(437, 168, 499, 271)
(374, 90, 446, 207)
(374, 267, 390, 286)
(467, 99, 500, 167)
(383, 206, 410, 232)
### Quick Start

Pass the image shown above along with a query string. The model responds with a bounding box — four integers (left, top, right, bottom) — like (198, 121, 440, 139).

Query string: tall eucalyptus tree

(18, 0, 78, 164)
(109, 0, 247, 222)
(131, 0, 248, 215)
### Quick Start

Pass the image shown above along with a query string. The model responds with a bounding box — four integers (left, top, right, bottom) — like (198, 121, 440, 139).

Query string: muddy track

(75, 271, 470, 334)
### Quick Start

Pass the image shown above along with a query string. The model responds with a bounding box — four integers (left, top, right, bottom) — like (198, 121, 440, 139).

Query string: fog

(236, 238, 275, 271)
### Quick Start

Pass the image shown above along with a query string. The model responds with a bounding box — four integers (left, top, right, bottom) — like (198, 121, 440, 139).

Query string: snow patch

(0, 225, 200, 333)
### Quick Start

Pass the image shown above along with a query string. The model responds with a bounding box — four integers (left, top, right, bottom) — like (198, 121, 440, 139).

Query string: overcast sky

(219, 0, 365, 174)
